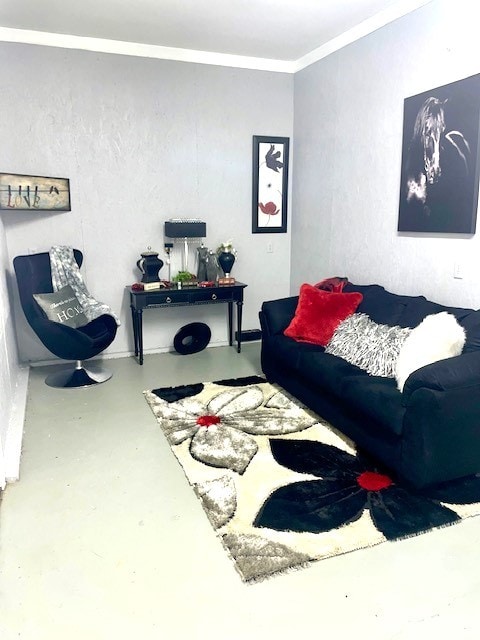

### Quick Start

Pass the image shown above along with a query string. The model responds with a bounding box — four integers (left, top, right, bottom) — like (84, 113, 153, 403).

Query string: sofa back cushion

(459, 311, 480, 352)
(345, 282, 480, 354)
(284, 284, 362, 346)
(396, 298, 480, 353)
(396, 297, 448, 328)
(343, 283, 407, 326)
(261, 296, 300, 336)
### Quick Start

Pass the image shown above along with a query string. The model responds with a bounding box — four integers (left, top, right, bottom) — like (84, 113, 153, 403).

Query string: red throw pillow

(284, 284, 363, 346)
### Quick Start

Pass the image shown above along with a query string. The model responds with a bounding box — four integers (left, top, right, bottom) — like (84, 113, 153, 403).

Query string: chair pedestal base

(45, 361, 113, 388)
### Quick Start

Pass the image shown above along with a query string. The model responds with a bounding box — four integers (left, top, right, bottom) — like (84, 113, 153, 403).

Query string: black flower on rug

(254, 439, 480, 540)
(151, 376, 266, 402)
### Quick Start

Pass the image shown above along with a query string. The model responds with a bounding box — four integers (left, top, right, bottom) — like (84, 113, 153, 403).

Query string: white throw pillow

(395, 312, 466, 392)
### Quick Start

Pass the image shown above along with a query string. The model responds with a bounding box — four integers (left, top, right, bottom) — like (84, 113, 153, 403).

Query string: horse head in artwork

(405, 95, 470, 207)
(413, 96, 446, 185)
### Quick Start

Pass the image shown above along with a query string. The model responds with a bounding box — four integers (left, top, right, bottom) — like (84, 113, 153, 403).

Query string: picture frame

(0, 173, 71, 211)
(398, 73, 480, 234)
(252, 135, 289, 233)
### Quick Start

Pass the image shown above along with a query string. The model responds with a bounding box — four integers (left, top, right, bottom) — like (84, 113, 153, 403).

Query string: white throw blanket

(49, 245, 120, 326)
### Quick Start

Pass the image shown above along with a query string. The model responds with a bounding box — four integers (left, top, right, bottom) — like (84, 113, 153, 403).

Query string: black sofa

(259, 282, 480, 489)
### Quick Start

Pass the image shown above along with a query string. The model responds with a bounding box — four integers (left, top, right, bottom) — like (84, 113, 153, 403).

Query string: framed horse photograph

(398, 73, 480, 234)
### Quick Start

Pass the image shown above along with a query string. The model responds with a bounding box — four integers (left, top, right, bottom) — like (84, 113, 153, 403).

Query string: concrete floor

(1, 343, 480, 639)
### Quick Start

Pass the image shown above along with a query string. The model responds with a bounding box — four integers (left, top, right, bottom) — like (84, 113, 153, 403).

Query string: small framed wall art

(252, 135, 289, 233)
(0, 173, 71, 211)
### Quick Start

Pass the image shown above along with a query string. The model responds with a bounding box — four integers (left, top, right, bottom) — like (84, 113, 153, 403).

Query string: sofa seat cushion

(77, 316, 116, 347)
(297, 351, 367, 398)
(340, 376, 405, 437)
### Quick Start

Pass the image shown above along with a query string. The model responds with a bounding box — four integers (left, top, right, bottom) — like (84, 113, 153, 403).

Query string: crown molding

(0, 1, 433, 75)
(0, 27, 296, 73)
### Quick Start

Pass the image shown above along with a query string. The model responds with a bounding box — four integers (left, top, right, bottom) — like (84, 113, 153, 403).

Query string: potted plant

(172, 271, 197, 287)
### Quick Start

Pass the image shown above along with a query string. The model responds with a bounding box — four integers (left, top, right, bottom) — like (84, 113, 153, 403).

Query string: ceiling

(0, 0, 432, 71)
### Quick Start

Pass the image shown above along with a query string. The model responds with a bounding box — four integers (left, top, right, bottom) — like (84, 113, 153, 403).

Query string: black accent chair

(13, 250, 117, 388)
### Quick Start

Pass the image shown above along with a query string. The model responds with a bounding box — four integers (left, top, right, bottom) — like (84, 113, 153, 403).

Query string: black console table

(129, 281, 247, 364)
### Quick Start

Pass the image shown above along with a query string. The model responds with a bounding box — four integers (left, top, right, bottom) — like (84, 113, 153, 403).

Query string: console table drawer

(145, 291, 186, 305)
(192, 288, 234, 303)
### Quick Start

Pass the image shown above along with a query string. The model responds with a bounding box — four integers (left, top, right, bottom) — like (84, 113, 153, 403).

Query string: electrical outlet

(453, 262, 464, 279)
(267, 242, 273, 254)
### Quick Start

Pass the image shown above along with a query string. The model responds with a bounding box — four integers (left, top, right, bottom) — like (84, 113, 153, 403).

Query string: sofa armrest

(259, 296, 299, 337)
(400, 351, 480, 487)
(401, 379, 480, 487)
(402, 351, 480, 406)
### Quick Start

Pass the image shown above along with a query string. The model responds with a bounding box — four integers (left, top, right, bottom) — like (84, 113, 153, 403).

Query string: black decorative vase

(136, 248, 164, 283)
(217, 251, 235, 277)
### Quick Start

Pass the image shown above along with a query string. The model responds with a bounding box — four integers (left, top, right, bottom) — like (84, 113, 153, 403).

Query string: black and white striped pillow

(325, 313, 411, 378)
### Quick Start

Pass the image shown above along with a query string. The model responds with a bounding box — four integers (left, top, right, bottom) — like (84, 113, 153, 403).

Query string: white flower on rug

(195, 476, 237, 529)
(145, 384, 316, 474)
(222, 532, 311, 582)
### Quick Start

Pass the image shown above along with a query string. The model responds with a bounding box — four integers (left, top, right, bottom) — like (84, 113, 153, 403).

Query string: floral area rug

(144, 376, 480, 582)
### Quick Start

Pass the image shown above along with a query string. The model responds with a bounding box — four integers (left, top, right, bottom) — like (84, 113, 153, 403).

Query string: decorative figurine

(197, 244, 209, 281)
(206, 250, 220, 282)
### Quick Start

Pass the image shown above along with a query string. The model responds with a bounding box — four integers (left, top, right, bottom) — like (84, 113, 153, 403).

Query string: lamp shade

(164, 220, 206, 238)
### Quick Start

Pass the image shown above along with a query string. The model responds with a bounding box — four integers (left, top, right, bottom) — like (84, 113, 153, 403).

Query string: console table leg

(138, 309, 144, 365)
(236, 301, 243, 353)
(228, 301, 233, 346)
(131, 306, 138, 357)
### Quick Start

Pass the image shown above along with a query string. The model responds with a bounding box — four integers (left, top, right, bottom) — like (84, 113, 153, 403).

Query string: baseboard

(235, 329, 262, 342)
(5, 365, 30, 483)
(26, 340, 234, 366)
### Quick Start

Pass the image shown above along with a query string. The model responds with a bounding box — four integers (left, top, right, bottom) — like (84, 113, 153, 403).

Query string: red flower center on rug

(196, 415, 221, 427)
(357, 471, 393, 492)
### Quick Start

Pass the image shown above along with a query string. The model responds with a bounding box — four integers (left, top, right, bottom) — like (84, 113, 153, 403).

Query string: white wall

(4, 0, 478, 481)
(292, 0, 480, 310)
(0, 43, 293, 363)
(0, 218, 28, 487)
